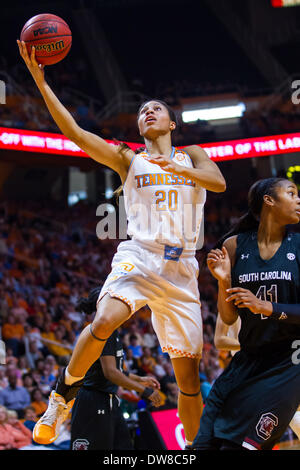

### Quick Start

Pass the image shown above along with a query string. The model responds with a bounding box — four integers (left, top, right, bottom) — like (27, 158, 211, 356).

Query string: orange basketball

(20, 13, 72, 66)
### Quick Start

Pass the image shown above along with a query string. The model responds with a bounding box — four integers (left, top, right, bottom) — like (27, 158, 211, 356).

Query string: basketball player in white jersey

(17, 40, 226, 447)
(214, 313, 300, 442)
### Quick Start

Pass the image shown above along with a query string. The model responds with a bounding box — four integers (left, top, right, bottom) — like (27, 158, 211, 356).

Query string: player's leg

(171, 356, 203, 446)
(70, 389, 113, 450)
(33, 293, 132, 445)
(67, 293, 131, 378)
(219, 358, 300, 450)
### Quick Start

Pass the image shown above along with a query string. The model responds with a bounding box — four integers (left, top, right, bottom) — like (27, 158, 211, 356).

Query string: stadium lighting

(105, 188, 114, 199)
(182, 103, 246, 123)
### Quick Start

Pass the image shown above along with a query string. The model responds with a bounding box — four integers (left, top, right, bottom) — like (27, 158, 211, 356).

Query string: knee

(176, 370, 200, 395)
(91, 314, 114, 339)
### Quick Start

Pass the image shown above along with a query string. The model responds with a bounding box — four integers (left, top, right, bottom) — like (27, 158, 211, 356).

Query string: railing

(0, 69, 27, 97)
(261, 73, 300, 111)
(64, 87, 149, 123)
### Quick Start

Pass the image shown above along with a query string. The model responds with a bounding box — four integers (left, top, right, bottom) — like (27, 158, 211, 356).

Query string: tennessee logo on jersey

(123, 146, 206, 249)
(134, 173, 195, 188)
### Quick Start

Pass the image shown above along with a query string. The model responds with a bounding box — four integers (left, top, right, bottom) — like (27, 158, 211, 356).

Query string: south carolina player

(214, 313, 300, 444)
(193, 178, 300, 450)
(17, 40, 226, 447)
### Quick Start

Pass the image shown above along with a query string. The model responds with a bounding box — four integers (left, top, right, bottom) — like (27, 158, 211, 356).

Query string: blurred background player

(70, 287, 162, 451)
(17, 40, 226, 448)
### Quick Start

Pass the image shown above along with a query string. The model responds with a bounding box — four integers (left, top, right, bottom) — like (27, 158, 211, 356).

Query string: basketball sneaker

(33, 391, 74, 444)
(33, 369, 83, 445)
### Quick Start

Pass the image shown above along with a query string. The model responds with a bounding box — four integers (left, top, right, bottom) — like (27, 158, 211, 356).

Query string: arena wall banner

(271, 0, 300, 7)
(1, 126, 300, 162)
(150, 409, 185, 450)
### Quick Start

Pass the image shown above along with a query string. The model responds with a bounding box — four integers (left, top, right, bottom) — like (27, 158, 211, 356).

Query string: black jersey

(231, 231, 300, 355)
(83, 330, 124, 394)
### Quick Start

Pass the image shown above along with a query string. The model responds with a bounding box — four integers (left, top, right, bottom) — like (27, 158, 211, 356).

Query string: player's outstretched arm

(17, 40, 133, 179)
(145, 145, 226, 192)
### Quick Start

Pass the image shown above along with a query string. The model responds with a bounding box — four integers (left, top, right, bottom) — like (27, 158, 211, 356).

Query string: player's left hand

(139, 376, 161, 390)
(225, 287, 272, 316)
(144, 154, 179, 173)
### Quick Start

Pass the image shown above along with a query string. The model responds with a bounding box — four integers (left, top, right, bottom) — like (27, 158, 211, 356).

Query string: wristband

(141, 387, 154, 400)
(270, 302, 300, 323)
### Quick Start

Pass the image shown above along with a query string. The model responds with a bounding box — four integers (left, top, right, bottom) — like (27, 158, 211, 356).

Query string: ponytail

(215, 210, 258, 249)
(113, 143, 146, 205)
(76, 287, 102, 315)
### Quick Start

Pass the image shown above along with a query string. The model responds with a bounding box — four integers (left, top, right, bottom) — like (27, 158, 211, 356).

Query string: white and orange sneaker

(33, 391, 74, 445)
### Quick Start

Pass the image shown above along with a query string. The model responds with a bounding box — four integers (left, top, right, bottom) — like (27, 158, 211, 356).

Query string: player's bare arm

(145, 145, 226, 192)
(183, 145, 226, 192)
(17, 40, 133, 181)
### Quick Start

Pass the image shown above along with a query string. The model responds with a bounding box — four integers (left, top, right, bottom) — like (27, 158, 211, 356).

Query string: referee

(70, 288, 163, 451)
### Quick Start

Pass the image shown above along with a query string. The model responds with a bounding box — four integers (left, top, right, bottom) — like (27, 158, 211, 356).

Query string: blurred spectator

(137, 347, 157, 375)
(0, 405, 17, 450)
(5, 409, 32, 449)
(123, 348, 139, 375)
(160, 362, 177, 394)
(39, 363, 56, 395)
(142, 323, 158, 349)
(0, 370, 31, 418)
(153, 355, 167, 380)
(22, 372, 37, 395)
(0, 366, 8, 389)
(44, 325, 72, 365)
(22, 406, 38, 432)
(127, 335, 143, 359)
(122, 322, 144, 347)
(24, 337, 44, 369)
(30, 388, 48, 418)
(1, 314, 25, 357)
(164, 382, 179, 409)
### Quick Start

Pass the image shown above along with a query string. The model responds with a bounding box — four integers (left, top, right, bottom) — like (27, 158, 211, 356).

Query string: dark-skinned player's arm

(223, 241, 300, 323)
(17, 40, 133, 180)
(207, 236, 239, 325)
(100, 355, 163, 408)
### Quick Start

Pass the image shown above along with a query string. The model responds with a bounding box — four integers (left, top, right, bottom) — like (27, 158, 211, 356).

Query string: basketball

(20, 13, 72, 66)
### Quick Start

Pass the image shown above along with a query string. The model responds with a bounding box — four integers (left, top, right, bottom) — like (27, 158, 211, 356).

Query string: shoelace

(40, 396, 68, 426)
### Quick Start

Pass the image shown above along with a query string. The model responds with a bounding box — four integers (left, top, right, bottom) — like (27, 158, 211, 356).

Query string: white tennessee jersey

(123, 147, 206, 251)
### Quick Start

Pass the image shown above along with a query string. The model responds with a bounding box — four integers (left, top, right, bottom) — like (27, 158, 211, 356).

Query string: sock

(289, 411, 300, 439)
(64, 367, 84, 386)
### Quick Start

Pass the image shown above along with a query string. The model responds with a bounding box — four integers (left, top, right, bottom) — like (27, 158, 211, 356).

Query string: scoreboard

(272, 0, 300, 6)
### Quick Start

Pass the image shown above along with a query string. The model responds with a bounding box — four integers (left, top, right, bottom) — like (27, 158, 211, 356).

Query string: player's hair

(113, 100, 178, 203)
(216, 177, 287, 248)
(137, 99, 178, 127)
(76, 287, 102, 315)
(112, 143, 145, 203)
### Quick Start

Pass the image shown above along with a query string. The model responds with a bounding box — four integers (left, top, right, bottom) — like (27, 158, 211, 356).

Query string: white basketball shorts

(97, 239, 203, 359)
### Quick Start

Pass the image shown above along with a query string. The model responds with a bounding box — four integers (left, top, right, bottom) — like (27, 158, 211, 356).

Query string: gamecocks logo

(72, 439, 90, 450)
(256, 413, 278, 440)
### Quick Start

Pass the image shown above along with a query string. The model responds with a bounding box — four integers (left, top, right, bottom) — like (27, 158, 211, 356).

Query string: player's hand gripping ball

(20, 13, 72, 65)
